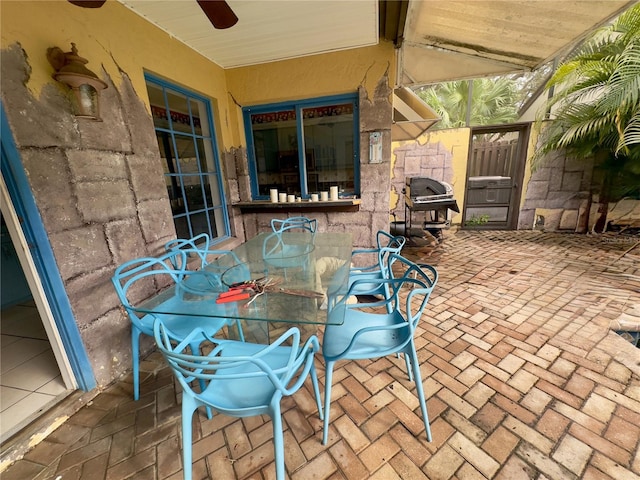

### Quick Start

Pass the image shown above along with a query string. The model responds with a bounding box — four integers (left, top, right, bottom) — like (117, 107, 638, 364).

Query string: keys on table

(215, 277, 274, 304)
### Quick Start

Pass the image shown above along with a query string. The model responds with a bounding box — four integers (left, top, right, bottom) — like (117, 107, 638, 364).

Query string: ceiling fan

(67, 0, 239, 30)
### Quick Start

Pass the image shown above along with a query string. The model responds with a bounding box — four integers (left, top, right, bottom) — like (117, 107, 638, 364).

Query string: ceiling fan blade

(197, 0, 238, 29)
(67, 0, 107, 7)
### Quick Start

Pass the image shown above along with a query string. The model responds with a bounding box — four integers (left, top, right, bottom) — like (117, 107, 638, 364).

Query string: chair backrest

(164, 233, 211, 252)
(336, 253, 438, 330)
(376, 230, 406, 251)
(388, 253, 438, 329)
(165, 234, 243, 272)
(263, 218, 316, 266)
(270, 216, 318, 235)
(153, 320, 319, 409)
(375, 230, 406, 275)
(350, 230, 406, 276)
(112, 250, 190, 329)
(164, 234, 211, 269)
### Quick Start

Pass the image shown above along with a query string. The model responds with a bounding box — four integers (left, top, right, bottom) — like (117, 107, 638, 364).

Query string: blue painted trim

(143, 72, 231, 240)
(0, 103, 96, 390)
(242, 93, 360, 199)
(244, 92, 357, 114)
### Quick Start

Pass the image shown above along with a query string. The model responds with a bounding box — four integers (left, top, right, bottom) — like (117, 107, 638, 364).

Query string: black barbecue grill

(403, 177, 459, 241)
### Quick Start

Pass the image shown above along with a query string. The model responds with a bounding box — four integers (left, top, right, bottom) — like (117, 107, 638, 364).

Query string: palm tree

(416, 76, 520, 129)
(533, 4, 640, 232)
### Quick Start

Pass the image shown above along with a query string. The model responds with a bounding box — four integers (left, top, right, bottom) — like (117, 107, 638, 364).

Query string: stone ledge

(233, 199, 360, 213)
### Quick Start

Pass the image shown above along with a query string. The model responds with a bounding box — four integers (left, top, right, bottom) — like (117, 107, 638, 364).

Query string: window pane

(165, 90, 194, 134)
(174, 215, 190, 239)
(189, 98, 205, 136)
(157, 132, 177, 175)
(302, 103, 355, 195)
(148, 83, 169, 129)
(183, 175, 205, 211)
(157, 132, 184, 213)
(174, 135, 202, 175)
(195, 138, 214, 173)
(203, 174, 222, 207)
(250, 109, 299, 196)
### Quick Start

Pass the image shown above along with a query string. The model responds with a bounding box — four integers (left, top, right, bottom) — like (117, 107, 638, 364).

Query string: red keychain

(216, 290, 251, 304)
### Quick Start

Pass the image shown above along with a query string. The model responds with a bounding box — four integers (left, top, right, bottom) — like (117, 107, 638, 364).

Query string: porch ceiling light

(47, 43, 107, 121)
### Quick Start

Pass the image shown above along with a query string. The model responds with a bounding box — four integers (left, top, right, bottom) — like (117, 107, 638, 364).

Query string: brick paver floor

(2, 230, 639, 479)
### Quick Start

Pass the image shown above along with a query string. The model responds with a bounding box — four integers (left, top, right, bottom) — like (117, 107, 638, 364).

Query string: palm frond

(534, 3, 640, 173)
(617, 108, 640, 155)
(614, 3, 640, 36)
(599, 40, 640, 113)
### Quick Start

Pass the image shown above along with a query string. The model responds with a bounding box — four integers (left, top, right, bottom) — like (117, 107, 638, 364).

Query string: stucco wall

(391, 128, 470, 226)
(1, 1, 397, 389)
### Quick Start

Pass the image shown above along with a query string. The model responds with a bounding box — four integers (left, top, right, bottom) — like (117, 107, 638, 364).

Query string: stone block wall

(1, 44, 175, 386)
(518, 149, 594, 232)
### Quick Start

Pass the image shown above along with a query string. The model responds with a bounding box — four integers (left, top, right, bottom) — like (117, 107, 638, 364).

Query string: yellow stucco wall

(226, 44, 395, 105)
(225, 43, 396, 142)
(391, 128, 470, 225)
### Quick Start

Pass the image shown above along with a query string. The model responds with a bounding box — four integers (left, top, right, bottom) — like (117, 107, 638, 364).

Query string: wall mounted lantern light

(46, 43, 107, 121)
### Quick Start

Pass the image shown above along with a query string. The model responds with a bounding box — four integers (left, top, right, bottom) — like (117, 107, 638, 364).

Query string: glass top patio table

(131, 232, 353, 327)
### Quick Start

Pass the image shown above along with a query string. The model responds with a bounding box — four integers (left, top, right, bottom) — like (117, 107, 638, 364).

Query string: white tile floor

(1, 302, 68, 444)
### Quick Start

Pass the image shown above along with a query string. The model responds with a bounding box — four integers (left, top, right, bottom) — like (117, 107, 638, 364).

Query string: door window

(145, 75, 229, 241)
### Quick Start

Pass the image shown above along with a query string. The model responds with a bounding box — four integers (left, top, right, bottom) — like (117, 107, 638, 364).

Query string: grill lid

(405, 176, 459, 213)
(405, 177, 452, 197)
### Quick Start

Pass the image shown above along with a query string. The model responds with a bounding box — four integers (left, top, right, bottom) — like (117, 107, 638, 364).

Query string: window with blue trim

(243, 94, 359, 200)
(145, 75, 229, 241)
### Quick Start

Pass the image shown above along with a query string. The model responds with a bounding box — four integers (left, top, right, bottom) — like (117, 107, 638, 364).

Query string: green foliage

(533, 4, 640, 176)
(465, 214, 490, 226)
(416, 76, 521, 129)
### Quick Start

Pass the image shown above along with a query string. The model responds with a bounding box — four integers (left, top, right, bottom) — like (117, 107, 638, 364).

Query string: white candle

(320, 191, 329, 201)
(311, 193, 319, 202)
(330, 186, 339, 201)
(278, 193, 287, 203)
(270, 189, 278, 203)
(287, 194, 295, 203)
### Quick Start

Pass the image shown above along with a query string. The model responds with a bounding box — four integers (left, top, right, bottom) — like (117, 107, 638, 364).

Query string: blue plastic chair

(153, 320, 323, 480)
(321, 253, 438, 445)
(327, 230, 406, 310)
(111, 250, 236, 400)
(270, 216, 318, 235)
(263, 217, 317, 274)
(349, 230, 406, 279)
(165, 234, 249, 289)
(165, 232, 211, 253)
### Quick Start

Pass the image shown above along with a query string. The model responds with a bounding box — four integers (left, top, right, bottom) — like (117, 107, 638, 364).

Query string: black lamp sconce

(46, 43, 107, 121)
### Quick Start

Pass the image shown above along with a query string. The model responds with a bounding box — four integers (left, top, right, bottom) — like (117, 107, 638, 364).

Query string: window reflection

(246, 97, 358, 199)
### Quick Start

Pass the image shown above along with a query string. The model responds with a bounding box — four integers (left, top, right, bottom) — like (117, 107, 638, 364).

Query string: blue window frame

(243, 94, 360, 200)
(144, 74, 229, 242)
